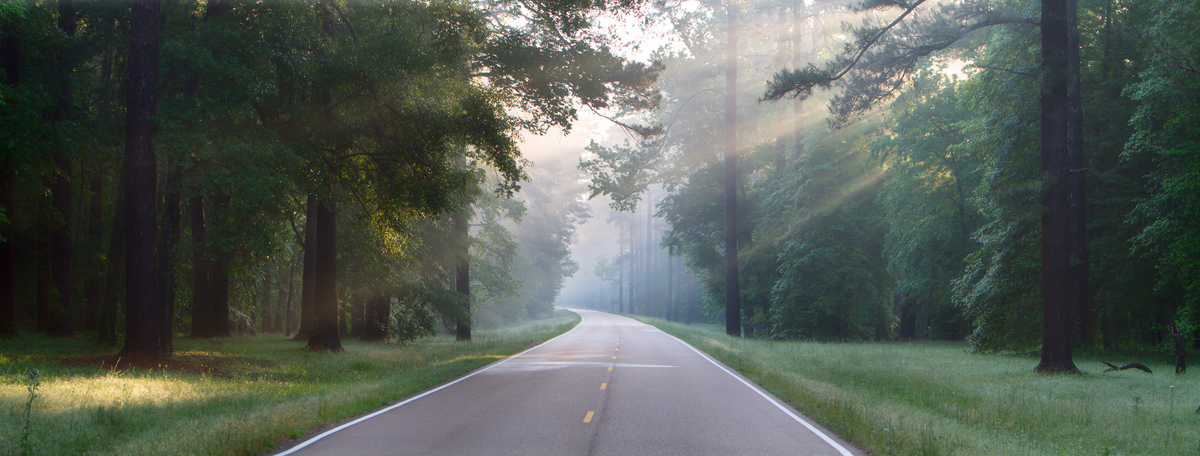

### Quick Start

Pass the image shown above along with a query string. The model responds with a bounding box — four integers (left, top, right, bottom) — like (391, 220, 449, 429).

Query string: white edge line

(274, 310, 586, 455)
(654, 327, 855, 456)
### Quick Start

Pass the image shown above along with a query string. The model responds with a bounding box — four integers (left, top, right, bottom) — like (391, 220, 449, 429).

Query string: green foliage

(760, 120, 893, 340)
(1124, 0, 1200, 323)
(874, 68, 981, 340)
(946, 28, 1044, 352)
(390, 297, 439, 343)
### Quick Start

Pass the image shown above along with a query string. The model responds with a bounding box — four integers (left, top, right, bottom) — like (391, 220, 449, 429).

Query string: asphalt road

(274, 309, 861, 456)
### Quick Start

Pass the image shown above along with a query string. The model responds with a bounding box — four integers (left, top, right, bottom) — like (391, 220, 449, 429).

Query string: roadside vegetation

(641, 316, 1200, 456)
(0, 312, 578, 456)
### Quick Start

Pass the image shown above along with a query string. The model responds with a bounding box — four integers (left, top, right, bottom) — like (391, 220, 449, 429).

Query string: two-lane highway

(274, 309, 860, 456)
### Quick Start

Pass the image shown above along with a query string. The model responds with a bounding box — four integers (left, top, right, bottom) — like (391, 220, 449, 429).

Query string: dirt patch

(56, 353, 233, 378)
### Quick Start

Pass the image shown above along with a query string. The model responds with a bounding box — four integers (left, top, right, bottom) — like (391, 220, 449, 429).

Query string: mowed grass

(0, 311, 579, 456)
(637, 316, 1200, 455)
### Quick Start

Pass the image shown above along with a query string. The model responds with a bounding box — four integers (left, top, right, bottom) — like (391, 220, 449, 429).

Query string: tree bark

(121, 0, 162, 356)
(362, 295, 389, 341)
(723, 3, 741, 337)
(294, 194, 318, 339)
(308, 201, 341, 350)
(262, 269, 273, 333)
(686, 271, 695, 325)
(666, 250, 674, 322)
(46, 0, 78, 337)
(158, 165, 181, 350)
(284, 258, 295, 334)
(618, 226, 625, 314)
(1065, 0, 1092, 348)
(645, 195, 653, 316)
(1034, 0, 1080, 373)
(99, 180, 124, 345)
(1169, 320, 1186, 374)
(36, 236, 50, 332)
(0, 172, 13, 336)
(454, 208, 471, 341)
(210, 247, 231, 337)
(350, 292, 364, 337)
(189, 195, 212, 338)
(83, 166, 105, 332)
(631, 220, 638, 313)
(0, 18, 17, 336)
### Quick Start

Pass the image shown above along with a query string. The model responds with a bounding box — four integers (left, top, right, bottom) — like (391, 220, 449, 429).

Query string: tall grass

(0, 312, 578, 456)
(639, 317, 1200, 455)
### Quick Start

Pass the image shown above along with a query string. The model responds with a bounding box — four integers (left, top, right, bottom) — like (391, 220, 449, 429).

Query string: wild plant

(21, 368, 40, 456)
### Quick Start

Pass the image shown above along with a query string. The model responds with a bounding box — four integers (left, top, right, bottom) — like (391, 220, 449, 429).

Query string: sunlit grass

(0, 312, 579, 456)
(638, 316, 1200, 455)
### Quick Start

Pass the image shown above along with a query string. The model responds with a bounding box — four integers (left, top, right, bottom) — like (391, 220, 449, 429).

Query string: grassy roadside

(634, 315, 1200, 455)
(0, 311, 579, 456)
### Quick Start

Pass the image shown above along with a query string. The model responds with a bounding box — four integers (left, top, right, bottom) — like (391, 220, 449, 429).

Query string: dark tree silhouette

(308, 201, 341, 351)
(723, 3, 741, 337)
(121, 0, 163, 356)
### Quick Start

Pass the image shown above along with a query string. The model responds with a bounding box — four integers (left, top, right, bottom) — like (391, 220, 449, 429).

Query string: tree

(722, 1, 740, 336)
(308, 200, 341, 351)
(763, 0, 1083, 372)
(121, 0, 162, 356)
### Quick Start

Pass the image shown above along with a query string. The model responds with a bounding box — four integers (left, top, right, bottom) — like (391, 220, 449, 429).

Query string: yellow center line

(612, 355, 617, 359)
(607, 366, 613, 371)
(584, 411, 595, 423)
(600, 382, 607, 390)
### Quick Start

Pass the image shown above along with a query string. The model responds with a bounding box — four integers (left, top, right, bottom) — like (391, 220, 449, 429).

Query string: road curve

(273, 309, 862, 456)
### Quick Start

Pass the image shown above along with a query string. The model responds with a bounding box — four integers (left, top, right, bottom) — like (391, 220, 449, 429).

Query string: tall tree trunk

(0, 17, 18, 336)
(294, 194, 317, 339)
(1065, 0, 1092, 348)
(362, 295, 389, 341)
(618, 228, 625, 314)
(158, 165, 181, 351)
(723, 2, 741, 337)
(121, 0, 162, 356)
(46, 0, 78, 337)
(1034, 0, 1080, 373)
(0, 172, 13, 336)
(99, 180, 124, 344)
(686, 271, 695, 325)
(350, 292, 364, 337)
(189, 195, 212, 338)
(262, 269, 273, 333)
(1169, 319, 1186, 374)
(454, 208, 471, 341)
(666, 250, 674, 322)
(211, 247, 231, 337)
(645, 195, 653, 316)
(308, 201, 341, 350)
(283, 258, 295, 334)
(83, 166, 105, 332)
(631, 219, 639, 314)
(36, 237, 50, 332)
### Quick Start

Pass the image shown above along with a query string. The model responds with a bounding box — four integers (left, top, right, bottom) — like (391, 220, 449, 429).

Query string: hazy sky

(515, 108, 632, 306)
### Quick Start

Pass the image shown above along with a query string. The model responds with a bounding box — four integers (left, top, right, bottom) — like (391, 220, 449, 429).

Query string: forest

(0, 0, 658, 355)
(1, 0, 1198, 374)
(574, 0, 1198, 374)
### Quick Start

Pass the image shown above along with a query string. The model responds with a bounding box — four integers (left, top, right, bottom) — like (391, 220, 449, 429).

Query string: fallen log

(1101, 361, 1152, 374)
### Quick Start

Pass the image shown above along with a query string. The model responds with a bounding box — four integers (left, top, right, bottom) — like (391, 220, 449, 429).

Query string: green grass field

(637, 316, 1200, 456)
(0, 312, 578, 456)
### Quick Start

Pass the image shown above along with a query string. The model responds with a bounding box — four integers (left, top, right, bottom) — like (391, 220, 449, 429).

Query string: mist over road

(274, 309, 860, 456)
